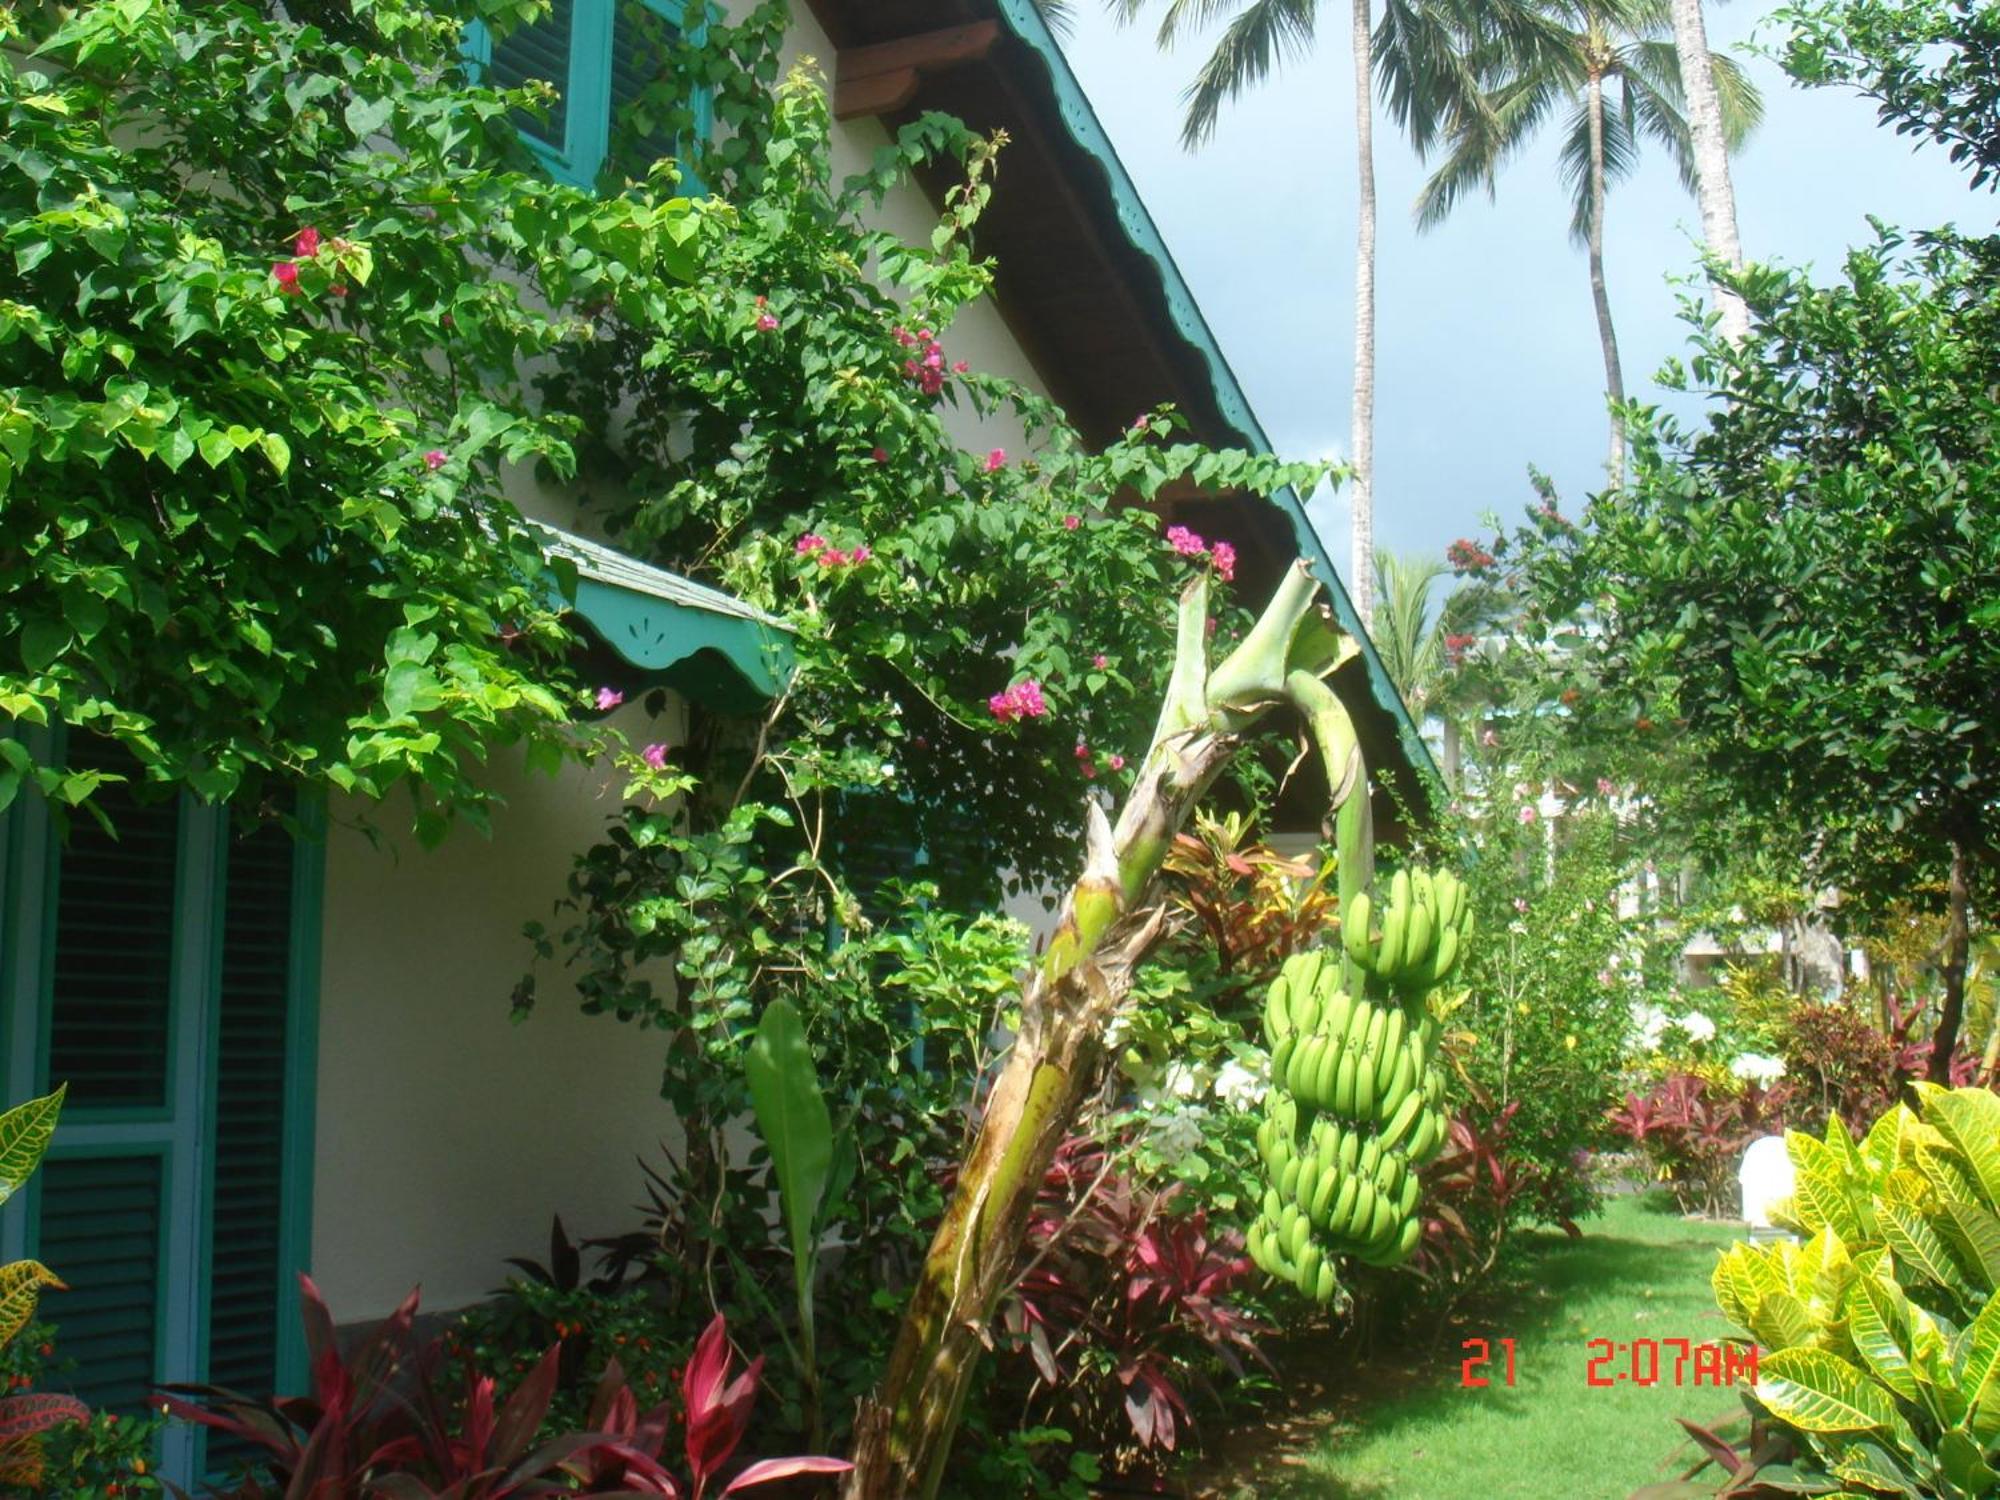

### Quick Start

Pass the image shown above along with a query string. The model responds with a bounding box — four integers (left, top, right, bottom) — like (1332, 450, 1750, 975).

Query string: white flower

(1676, 1011, 1717, 1044)
(1213, 1059, 1266, 1111)
(1162, 1062, 1204, 1100)
(1632, 1002, 1670, 1051)
(1149, 1103, 1210, 1160)
(1730, 1052, 1786, 1085)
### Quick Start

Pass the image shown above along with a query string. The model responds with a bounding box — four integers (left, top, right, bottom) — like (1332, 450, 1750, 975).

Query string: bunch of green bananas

(1246, 871, 1464, 1300)
(1341, 866, 1473, 988)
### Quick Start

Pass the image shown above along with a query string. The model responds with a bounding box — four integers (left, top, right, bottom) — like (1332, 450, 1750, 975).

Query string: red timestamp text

(1457, 1337, 1760, 1388)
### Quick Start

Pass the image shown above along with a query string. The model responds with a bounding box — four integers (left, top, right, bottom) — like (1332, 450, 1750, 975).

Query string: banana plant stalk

(841, 563, 1369, 1499)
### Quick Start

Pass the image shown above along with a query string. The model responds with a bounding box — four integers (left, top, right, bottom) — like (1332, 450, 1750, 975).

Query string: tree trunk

(1929, 835, 1973, 1083)
(1441, 715, 1461, 791)
(842, 566, 1364, 1498)
(1666, 0, 1749, 342)
(1585, 69, 1626, 486)
(1348, 0, 1377, 627)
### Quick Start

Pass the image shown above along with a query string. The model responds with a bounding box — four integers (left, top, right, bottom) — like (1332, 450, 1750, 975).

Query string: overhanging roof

(808, 0, 1442, 827)
(536, 523, 793, 712)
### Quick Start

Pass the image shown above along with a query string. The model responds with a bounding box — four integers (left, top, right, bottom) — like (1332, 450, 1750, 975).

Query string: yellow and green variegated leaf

(1845, 1272, 1921, 1401)
(1750, 1289, 1824, 1353)
(1918, 1085, 2000, 1213)
(1914, 1141, 1982, 1210)
(0, 1262, 63, 1350)
(1770, 1192, 1812, 1238)
(0, 1090, 63, 1209)
(1825, 1112, 1865, 1174)
(1755, 1347, 1902, 1433)
(1795, 1168, 1863, 1243)
(1791, 1129, 1843, 1182)
(1863, 1105, 1915, 1174)
(1714, 1248, 1760, 1333)
(1910, 1304, 1968, 1429)
(1932, 1195, 2000, 1294)
(1879, 1197, 1969, 1294)
(1961, 1295, 2000, 1444)
(1937, 1429, 1999, 1493)
(1832, 1439, 1921, 1497)
(1797, 1226, 1854, 1319)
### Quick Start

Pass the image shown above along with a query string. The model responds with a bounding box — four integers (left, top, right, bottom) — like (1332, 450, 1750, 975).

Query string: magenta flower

(272, 260, 301, 293)
(872, 446, 889, 464)
(1082, 764, 1096, 780)
(1132, 414, 1149, 431)
(985, 449, 1006, 472)
(642, 743, 670, 770)
(1518, 804, 1538, 825)
(893, 326, 916, 347)
(952, 359, 970, 374)
(755, 312, 778, 331)
(1211, 540, 1237, 583)
(1063, 514, 1080, 530)
(1109, 754, 1126, 771)
(988, 679, 1049, 723)
(423, 449, 447, 472)
(1166, 524, 1207, 559)
(595, 687, 624, 711)
(818, 548, 848, 567)
(1596, 777, 1616, 796)
(1074, 742, 1091, 759)
(850, 544, 873, 564)
(293, 227, 322, 258)
(796, 533, 827, 555)
(1092, 653, 1107, 669)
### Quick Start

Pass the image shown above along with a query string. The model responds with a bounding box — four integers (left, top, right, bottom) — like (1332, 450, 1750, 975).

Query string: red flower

(423, 449, 447, 472)
(1211, 539, 1236, 582)
(1063, 514, 1080, 530)
(272, 260, 301, 293)
(985, 448, 1006, 472)
(872, 446, 889, 463)
(293, 227, 322, 258)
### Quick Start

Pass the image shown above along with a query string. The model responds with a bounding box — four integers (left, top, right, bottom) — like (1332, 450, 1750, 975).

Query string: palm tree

(1372, 549, 1501, 785)
(1669, 0, 1751, 340)
(1109, 0, 1553, 630)
(1414, 0, 1759, 482)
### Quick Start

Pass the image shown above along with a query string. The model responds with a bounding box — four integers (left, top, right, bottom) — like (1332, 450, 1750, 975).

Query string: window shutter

(206, 822, 296, 1419)
(489, 0, 573, 149)
(36, 1154, 168, 1413)
(609, 1, 680, 167)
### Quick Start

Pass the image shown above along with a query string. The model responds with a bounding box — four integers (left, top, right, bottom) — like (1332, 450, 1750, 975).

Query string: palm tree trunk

(1585, 70, 1626, 485)
(1349, 0, 1377, 627)
(1666, 0, 1749, 341)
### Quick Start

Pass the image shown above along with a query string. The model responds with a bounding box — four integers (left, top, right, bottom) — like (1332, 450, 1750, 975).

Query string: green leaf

(1938, 1429, 1998, 1492)
(259, 431, 290, 475)
(344, 93, 394, 137)
(1755, 1347, 1902, 1434)
(0, 1088, 65, 1207)
(1831, 1440, 1919, 1498)
(744, 996, 833, 1357)
(1962, 1295, 2000, 1443)
(1917, 1085, 2000, 1212)
(1933, 1195, 2000, 1293)
(1879, 1196, 1968, 1294)
(1845, 1272, 1920, 1401)
(0, 1261, 63, 1350)
(1750, 1289, 1820, 1353)
(18, 617, 71, 673)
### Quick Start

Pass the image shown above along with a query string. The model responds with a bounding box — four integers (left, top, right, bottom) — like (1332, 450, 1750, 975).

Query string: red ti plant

(562, 1315, 852, 1500)
(1608, 1073, 1790, 1215)
(998, 1137, 1267, 1460)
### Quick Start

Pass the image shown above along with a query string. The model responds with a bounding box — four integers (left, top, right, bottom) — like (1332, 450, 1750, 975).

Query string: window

(467, 0, 705, 189)
(0, 735, 321, 1489)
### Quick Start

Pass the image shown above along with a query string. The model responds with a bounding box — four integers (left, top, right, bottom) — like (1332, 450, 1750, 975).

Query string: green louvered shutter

(204, 820, 297, 1475)
(488, 0, 573, 151)
(34, 745, 180, 1415)
(608, 1, 680, 167)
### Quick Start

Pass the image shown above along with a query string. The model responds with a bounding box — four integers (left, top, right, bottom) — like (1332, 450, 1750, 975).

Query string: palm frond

(1708, 50, 1765, 149)
(1620, 66, 1697, 193)
(1178, 0, 1319, 147)
(1372, 550, 1451, 713)
(1034, 0, 1076, 37)
(1558, 88, 1638, 243)
(1414, 67, 1572, 228)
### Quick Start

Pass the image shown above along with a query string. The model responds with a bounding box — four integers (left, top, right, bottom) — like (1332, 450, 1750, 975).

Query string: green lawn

(1209, 1194, 1753, 1500)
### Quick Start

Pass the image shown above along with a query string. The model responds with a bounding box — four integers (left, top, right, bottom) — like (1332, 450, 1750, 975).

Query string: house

(0, 0, 1433, 1486)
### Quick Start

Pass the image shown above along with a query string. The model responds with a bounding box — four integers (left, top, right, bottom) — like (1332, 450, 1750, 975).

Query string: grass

(1203, 1193, 1752, 1500)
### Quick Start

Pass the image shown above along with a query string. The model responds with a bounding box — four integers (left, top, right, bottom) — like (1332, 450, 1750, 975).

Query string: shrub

(1653, 1085, 2000, 1498)
(1608, 1072, 1792, 1215)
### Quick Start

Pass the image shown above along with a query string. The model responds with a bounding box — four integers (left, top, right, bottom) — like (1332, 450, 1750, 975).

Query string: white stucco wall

(311, 700, 681, 1317)
(309, 25, 1065, 1319)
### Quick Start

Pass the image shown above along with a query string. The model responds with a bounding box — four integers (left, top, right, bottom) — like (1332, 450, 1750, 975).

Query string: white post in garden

(1738, 1134, 1794, 1239)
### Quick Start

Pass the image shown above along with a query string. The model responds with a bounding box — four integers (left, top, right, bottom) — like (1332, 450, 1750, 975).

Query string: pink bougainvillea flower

(1013, 679, 1047, 717)
(1063, 514, 1080, 530)
(988, 679, 1049, 723)
(795, 533, 827, 555)
(755, 312, 778, 331)
(892, 326, 916, 347)
(272, 260, 302, 293)
(872, 446, 889, 464)
(1092, 653, 1107, 669)
(1518, 804, 1538, 825)
(987, 691, 1016, 722)
(642, 743, 670, 770)
(1132, 414, 1150, 431)
(1074, 742, 1091, 759)
(595, 687, 624, 711)
(293, 227, 322, 258)
(423, 449, 448, 472)
(1082, 763, 1096, 780)
(952, 359, 969, 374)
(849, 544, 872, 564)
(1210, 540, 1237, 582)
(1165, 524, 1207, 558)
(984, 449, 1006, 472)
(817, 548, 848, 567)
(1109, 754, 1126, 771)
(1597, 777, 1616, 796)
(917, 328, 934, 342)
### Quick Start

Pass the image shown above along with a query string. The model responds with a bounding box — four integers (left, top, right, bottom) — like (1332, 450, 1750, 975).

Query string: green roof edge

(992, 0, 1442, 794)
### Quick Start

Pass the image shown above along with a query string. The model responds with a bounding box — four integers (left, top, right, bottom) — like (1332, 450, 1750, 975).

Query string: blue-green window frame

(0, 728, 324, 1490)
(466, 0, 711, 190)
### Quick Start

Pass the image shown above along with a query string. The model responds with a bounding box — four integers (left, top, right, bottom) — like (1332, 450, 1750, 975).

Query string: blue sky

(1052, 2, 1985, 582)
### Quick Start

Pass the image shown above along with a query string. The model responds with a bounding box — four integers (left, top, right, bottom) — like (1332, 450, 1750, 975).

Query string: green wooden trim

(274, 796, 325, 1396)
(0, 726, 52, 1265)
(572, 575, 791, 710)
(991, 0, 1439, 793)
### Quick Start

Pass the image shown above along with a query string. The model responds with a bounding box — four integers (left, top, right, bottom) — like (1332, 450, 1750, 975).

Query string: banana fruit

(1247, 863, 1471, 1299)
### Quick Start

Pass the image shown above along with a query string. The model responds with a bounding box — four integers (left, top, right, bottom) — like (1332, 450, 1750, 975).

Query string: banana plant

(842, 563, 1376, 1500)
(1670, 1085, 2000, 1499)
(743, 995, 841, 1450)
